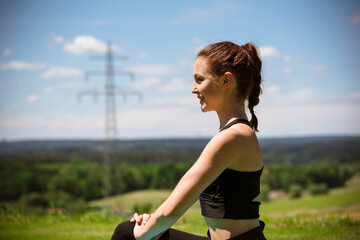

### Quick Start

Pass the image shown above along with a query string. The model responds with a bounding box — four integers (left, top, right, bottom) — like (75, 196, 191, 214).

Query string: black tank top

(199, 119, 263, 219)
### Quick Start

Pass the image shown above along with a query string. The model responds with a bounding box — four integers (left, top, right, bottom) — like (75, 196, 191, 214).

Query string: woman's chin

(200, 105, 211, 112)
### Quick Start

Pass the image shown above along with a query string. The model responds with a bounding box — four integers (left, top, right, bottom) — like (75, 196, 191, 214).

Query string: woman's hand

(132, 213, 153, 240)
(132, 213, 163, 240)
(131, 212, 152, 225)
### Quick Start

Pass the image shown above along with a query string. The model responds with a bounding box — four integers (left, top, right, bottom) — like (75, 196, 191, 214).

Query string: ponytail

(243, 43, 262, 132)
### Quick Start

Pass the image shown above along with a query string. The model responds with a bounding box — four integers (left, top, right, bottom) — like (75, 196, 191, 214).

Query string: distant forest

(0, 136, 359, 212)
(1, 136, 359, 164)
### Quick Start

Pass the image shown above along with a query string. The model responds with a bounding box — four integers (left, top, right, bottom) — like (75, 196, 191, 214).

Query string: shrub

(45, 191, 73, 208)
(132, 203, 153, 214)
(289, 184, 302, 199)
(20, 192, 48, 208)
(259, 184, 270, 202)
(66, 199, 88, 214)
(308, 183, 328, 195)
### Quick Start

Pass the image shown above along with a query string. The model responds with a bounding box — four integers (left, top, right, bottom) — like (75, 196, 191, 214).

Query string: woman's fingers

(136, 214, 143, 225)
(130, 212, 138, 223)
(131, 212, 146, 225)
(142, 213, 152, 224)
(130, 212, 152, 225)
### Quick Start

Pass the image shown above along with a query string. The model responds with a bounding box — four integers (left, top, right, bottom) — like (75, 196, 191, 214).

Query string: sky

(0, 0, 359, 141)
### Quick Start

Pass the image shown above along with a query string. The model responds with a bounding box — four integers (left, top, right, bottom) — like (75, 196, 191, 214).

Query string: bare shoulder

(214, 124, 262, 171)
(215, 123, 257, 147)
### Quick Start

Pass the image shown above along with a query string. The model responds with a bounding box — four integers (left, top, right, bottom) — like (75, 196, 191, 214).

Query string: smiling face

(192, 57, 224, 112)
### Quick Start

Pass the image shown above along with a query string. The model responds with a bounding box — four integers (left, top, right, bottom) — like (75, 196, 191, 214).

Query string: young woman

(111, 41, 266, 240)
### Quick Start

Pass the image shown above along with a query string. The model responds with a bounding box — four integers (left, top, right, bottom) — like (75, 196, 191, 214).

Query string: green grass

(1, 182, 360, 240)
(90, 189, 172, 213)
(262, 188, 360, 214)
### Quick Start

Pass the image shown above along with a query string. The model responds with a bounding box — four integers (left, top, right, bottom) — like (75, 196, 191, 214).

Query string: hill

(0, 136, 359, 164)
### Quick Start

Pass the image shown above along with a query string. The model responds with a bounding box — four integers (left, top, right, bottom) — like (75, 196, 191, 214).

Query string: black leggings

(111, 220, 266, 240)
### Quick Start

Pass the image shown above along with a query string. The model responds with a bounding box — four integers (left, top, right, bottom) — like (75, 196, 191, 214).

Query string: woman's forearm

(134, 158, 214, 239)
(134, 193, 197, 240)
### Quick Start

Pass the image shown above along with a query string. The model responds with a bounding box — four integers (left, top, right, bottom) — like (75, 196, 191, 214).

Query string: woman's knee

(111, 220, 135, 240)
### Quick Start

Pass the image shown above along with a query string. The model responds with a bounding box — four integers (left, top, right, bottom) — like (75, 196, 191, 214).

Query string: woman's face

(192, 57, 223, 112)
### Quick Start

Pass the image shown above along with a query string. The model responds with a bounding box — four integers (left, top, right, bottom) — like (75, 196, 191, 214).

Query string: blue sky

(0, 0, 359, 140)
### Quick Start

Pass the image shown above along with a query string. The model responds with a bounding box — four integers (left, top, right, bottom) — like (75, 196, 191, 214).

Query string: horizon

(1, 134, 359, 143)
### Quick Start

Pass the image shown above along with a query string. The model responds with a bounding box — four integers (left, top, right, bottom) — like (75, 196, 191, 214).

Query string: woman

(111, 41, 266, 240)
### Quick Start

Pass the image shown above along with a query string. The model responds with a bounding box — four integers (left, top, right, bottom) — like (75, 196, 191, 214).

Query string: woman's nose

(192, 84, 198, 94)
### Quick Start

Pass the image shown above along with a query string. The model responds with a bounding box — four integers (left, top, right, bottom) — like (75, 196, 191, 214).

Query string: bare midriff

(204, 217, 260, 240)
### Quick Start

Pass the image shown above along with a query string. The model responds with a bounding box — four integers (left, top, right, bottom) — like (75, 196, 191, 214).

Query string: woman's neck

(216, 103, 247, 130)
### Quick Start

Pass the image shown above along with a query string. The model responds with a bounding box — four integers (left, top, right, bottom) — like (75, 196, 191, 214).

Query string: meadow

(1, 178, 359, 240)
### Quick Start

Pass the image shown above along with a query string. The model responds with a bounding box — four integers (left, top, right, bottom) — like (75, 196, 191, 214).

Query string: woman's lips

(198, 97, 204, 104)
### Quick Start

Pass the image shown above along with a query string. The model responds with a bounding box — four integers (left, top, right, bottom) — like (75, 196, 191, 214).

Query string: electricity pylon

(78, 42, 142, 198)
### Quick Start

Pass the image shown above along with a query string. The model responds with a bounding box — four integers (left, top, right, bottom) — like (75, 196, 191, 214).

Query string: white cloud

(349, 91, 360, 101)
(259, 46, 295, 64)
(0, 106, 215, 140)
(129, 77, 161, 88)
(259, 46, 281, 60)
(287, 88, 313, 102)
(129, 77, 190, 93)
(126, 60, 192, 78)
(63, 35, 119, 55)
(258, 101, 360, 137)
(126, 64, 177, 77)
(262, 87, 314, 105)
(53, 36, 65, 44)
(2, 48, 11, 57)
(114, 104, 217, 138)
(26, 94, 39, 103)
(308, 63, 330, 78)
(351, 11, 360, 26)
(159, 77, 190, 93)
(48, 33, 65, 44)
(258, 87, 359, 138)
(2, 92, 360, 140)
(265, 85, 280, 94)
(57, 81, 86, 89)
(0, 61, 46, 71)
(151, 95, 198, 108)
(283, 67, 293, 75)
(0, 113, 104, 140)
(257, 87, 360, 136)
(41, 67, 83, 79)
(45, 33, 66, 49)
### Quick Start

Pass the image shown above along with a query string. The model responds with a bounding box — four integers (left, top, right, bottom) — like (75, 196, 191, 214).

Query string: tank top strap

(219, 118, 253, 132)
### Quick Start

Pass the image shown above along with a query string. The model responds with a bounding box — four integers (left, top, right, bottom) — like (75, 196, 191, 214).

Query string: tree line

(0, 157, 358, 211)
(0, 136, 359, 211)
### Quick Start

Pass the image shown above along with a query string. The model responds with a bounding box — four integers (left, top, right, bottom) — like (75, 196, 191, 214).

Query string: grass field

(1, 180, 359, 240)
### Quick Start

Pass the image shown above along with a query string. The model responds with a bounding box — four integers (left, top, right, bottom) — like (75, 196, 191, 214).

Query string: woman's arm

(133, 131, 244, 240)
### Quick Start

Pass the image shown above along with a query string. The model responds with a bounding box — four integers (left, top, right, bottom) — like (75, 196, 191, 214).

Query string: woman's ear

(222, 72, 233, 90)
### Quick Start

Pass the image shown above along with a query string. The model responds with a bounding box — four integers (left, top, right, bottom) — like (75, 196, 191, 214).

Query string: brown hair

(197, 41, 262, 131)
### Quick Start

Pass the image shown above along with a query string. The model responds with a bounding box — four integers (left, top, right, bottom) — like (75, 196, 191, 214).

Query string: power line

(78, 41, 142, 198)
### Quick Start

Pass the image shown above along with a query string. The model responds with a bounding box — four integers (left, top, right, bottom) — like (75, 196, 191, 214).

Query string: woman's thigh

(111, 221, 209, 240)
